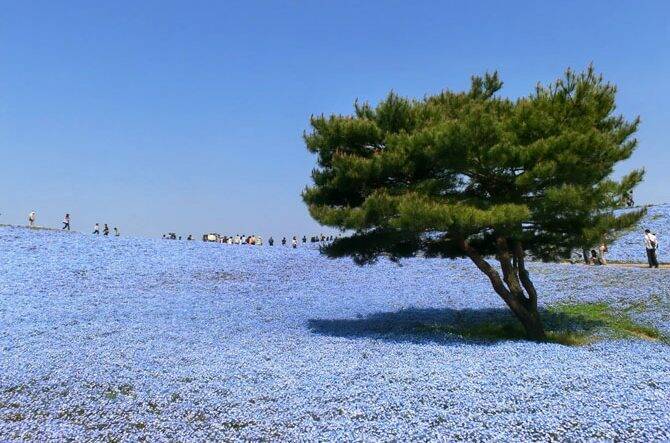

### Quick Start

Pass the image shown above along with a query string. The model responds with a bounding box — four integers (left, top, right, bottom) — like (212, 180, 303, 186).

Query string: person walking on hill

(292, 236, 298, 249)
(103, 224, 110, 236)
(268, 236, 274, 246)
(281, 237, 287, 246)
(62, 213, 71, 231)
(644, 229, 659, 268)
(597, 242, 608, 265)
(28, 211, 36, 228)
(93, 223, 100, 234)
(114, 227, 120, 237)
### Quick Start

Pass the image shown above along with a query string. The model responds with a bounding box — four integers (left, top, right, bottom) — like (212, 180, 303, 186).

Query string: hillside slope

(0, 225, 668, 441)
(607, 204, 669, 263)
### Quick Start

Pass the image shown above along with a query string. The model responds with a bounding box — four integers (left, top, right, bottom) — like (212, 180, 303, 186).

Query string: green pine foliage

(302, 66, 645, 340)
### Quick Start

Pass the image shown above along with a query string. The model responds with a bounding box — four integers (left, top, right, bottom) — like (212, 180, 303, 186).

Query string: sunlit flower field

(608, 204, 669, 262)
(1, 206, 668, 441)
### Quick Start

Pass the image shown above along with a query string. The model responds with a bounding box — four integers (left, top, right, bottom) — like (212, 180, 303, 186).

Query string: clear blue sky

(1, 1, 669, 237)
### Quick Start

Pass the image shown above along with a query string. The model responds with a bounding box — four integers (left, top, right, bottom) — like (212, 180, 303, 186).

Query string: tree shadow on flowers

(307, 304, 653, 346)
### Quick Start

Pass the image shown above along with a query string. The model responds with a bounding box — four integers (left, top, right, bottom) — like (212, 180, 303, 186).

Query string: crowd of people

(163, 233, 193, 241)
(225, 234, 262, 245)
(20, 211, 661, 266)
(25, 211, 121, 237)
(168, 233, 338, 248)
(93, 222, 120, 237)
(267, 235, 334, 247)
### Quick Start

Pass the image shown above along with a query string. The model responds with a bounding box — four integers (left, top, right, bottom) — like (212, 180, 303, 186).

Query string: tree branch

(456, 238, 511, 302)
(513, 240, 538, 309)
(495, 236, 525, 298)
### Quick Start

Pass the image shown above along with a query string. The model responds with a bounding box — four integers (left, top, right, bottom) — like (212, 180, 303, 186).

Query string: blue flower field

(1, 207, 669, 441)
(608, 204, 669, 263)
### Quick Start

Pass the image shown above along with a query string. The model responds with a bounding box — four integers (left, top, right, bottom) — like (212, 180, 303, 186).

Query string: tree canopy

(302, 66, 645, 340)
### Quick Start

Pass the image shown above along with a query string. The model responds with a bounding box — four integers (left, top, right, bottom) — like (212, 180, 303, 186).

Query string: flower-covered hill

(1, 226, 669, 441)
(608, 203, 669, 263)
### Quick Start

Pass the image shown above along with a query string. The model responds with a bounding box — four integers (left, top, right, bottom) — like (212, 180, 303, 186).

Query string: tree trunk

(458, 237, 547, 341)
(523, 309, 546, 341)
(506, 299, 546, 341)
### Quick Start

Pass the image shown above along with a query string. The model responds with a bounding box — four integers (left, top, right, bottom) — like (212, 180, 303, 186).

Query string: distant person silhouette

(28, 211, 36, 228)
(597, 242, 608, 265)
(103, 224, 110, 236)
(624, 191, 634, 207)
(93, 223, 100, 235)
(281, 237, 287, 246)
(292, 236, 298, 248)
(114, 227, 120, 237)
(62, 213, 71, 231)
(268, 236, 274, 246)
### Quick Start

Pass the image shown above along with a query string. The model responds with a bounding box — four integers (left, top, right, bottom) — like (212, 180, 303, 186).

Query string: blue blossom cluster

(1, 224, 669, 441)
(607, 204, 669, 263)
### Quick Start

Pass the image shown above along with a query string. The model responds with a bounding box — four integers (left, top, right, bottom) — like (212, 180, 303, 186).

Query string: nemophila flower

(0, 214, 669, 441)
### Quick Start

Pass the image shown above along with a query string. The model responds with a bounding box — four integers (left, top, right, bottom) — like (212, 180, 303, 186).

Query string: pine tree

(302, 66, 645, 340)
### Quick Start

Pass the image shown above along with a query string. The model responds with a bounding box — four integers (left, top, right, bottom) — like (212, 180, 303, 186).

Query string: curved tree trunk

(457, 237, 546, 341)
